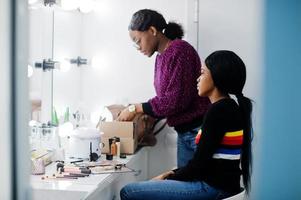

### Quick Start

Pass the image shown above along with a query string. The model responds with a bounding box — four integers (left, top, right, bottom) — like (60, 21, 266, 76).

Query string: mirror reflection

(28, 1, 263, 199)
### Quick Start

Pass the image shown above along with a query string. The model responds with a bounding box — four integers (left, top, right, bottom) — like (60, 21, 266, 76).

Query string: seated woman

(120, 50, 253, 200)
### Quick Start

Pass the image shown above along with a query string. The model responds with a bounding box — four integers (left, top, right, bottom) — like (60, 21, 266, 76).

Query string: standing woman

(117, 9, 210, 167)
(120, 50, 253, 200)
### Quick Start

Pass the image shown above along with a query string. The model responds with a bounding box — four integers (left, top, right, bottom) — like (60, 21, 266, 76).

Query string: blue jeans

(120, 180, 231, 200)
(177, 126, 200, 168)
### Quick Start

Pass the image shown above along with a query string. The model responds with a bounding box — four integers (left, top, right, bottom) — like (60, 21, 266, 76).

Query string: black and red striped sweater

(167, 98, 244, 193)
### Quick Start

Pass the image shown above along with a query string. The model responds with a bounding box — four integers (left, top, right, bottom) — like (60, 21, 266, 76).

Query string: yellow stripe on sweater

(225, 130, 243, 137)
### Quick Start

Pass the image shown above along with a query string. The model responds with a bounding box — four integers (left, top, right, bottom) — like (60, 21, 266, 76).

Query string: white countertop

(31, 147, 148, 200)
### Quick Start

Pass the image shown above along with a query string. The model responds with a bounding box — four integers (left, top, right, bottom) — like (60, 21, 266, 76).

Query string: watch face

(128, 105, 136, 113)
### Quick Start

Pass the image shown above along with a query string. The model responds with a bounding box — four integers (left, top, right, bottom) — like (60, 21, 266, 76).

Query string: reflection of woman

(117, 9, 210, 167)
(120, 50, 253, 200)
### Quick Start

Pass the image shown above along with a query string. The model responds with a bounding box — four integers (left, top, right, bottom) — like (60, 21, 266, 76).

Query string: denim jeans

(177, 126, 200, 168)
(120, 180, 231, 200)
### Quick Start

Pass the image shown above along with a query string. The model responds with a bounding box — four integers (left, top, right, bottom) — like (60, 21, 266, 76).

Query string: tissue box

(99, 121, 138, 154)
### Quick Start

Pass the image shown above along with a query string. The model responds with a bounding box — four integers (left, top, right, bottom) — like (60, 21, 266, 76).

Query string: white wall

(198, 0, 263, 101)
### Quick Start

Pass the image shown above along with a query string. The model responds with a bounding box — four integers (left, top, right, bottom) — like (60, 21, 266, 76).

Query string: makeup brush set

(41, 160, 136, 181)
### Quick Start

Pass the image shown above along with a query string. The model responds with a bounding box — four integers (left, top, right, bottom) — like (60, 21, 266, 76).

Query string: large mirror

(28, 0, 262, 146)
(28, 0, 195, 129)
(52, 0, 191, 127)
(27, 0, 191, 163)
(28, 1, 262, 198)
(28, 0, 191, 176)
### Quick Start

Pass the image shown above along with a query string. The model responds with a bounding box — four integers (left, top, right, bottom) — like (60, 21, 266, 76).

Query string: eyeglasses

(133, 38, 141, 49)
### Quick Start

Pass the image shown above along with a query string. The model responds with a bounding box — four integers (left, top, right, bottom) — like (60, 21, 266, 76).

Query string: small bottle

(110, 139, 117, 156)
(115, 137, 120, 158)
(109, 138, 114, 153)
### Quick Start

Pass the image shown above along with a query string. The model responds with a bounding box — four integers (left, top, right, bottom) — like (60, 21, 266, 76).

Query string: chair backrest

(222, 189, 245, 200)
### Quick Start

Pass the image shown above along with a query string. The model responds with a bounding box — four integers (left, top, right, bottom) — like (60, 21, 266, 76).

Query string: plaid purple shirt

(148, 39, 210, 127)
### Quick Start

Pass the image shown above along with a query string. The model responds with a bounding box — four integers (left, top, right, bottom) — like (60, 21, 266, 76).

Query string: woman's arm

(116, 103, 143, 121)
(166, 109, 226, 181)
(151, 170, 175, 181)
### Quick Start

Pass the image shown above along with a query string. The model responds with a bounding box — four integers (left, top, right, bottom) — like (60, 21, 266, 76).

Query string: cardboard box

(99, 121, 138, 154)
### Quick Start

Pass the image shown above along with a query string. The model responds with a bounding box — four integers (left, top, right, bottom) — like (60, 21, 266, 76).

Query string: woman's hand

(151, 170, 175, 181)
(116, 107, 136, 121)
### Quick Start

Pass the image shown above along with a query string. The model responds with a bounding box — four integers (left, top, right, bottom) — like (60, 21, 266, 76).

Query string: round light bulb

(29, 120, 38, 127)
(60, 0, 79, 10)
(91, 55, 108, 70)
(28, 64, 34, 77)
(59, 59, 71, 72)
(79, 0, 94, 13)
(94, 0, 111, 17)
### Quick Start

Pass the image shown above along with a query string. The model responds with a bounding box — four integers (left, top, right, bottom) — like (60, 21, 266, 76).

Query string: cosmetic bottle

(115, 137, 120, 157)
(110, 139, 117, 156)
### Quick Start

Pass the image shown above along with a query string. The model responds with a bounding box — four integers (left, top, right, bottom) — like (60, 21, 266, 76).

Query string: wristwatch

(128, 104, 136, 113)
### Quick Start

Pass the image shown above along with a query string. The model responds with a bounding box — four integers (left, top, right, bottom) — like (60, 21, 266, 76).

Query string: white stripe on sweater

(213, 153, 241, 160)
